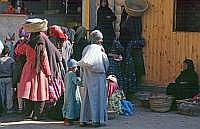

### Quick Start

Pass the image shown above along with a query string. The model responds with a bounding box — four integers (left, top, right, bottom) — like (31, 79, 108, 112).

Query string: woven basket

(176, 99, 200, 116)
(23, 19, 48, 32)
(149, 95, 173, 112)
(135, 91, 151, 108)
(108, 110, 119, 120)
(124, 0, 148, 16)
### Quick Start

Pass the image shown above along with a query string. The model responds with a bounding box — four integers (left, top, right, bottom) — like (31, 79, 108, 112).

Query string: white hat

(107, 75, 118, 84)
(89, 30, 103, 44)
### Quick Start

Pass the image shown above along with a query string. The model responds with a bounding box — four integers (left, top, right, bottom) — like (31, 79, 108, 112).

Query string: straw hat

(23, 18, 48, 33)
(124, 0, 148, 16)
(107, 75, 118, 84)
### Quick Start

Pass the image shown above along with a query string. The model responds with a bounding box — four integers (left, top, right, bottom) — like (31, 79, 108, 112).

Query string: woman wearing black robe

(97, 0, 116, 53)
(118, 8, 146, 99)
(167, 59, 199, 100)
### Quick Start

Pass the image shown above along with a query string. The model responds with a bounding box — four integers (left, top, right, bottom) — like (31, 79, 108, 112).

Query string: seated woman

(167, 59, 199, 100)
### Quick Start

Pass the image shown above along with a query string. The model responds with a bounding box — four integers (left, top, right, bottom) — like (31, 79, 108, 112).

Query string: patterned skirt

(107, 58, 124, 90)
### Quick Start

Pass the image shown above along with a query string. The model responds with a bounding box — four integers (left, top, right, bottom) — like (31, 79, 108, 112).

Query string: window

(67, 0, 82, 15)
(0, 0, 82, 28)
(1, 0, 82, 15)
(174, 0, 200, 32)
(20, 0, 66, 15)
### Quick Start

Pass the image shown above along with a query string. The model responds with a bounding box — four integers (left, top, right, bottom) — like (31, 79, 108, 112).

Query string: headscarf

(89, 30, 103, 44)
(67, 59, 78, 68)
(18, 26, 30, 39)
(100, 0, 109, 8)
(107, 74, 118, 84)
(184, 59, 195, 71)
(61, 26, 75, 43)
(49, 25, 67, 41)
(74, 26, 86, 43)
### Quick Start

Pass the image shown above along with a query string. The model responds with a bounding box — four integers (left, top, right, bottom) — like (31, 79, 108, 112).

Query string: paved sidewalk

(0, 107, 200, 129)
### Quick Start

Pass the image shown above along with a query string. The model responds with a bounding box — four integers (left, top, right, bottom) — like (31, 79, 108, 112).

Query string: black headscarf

(183, 58, 194, 71)
(100, 0, 109, 8)
(175, 59, 198, 83)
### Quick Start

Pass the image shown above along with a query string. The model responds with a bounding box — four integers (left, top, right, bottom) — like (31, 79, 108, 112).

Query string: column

(82, 0, 90, 31)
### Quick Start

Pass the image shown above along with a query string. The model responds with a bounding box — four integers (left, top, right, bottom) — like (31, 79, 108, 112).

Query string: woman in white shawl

(78, 30, 109, 127)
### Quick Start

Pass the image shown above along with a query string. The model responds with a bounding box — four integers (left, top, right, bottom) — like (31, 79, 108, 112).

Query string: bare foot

(64, 118, 71, 126)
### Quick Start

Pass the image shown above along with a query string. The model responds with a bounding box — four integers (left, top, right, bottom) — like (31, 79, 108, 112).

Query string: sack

(48, 77, 64, 104)
(121, 100, 135, 116)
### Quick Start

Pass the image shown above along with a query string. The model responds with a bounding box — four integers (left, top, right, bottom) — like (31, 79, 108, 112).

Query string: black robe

(119, 9, 145, 85)
(97, 6, 116, 53)
(167, 69, 199, 99)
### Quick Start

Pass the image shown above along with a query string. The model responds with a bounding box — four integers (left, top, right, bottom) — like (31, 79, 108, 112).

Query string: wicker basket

(135, 91, 151, 108)
(149, 95, 173, 112)
(108, 110, 119, 120)
(124, 0, 148, 16)
(176, 99, 200, 116)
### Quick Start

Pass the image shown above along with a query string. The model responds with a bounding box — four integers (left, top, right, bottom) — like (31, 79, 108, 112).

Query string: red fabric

(49, 25, 67, 41)
(15, 43, 51, 101)
(49, 77, 64, 103)
(107, 80, 119, 97)
(4, 5, 15, 14)
(14, 40, 25, 62)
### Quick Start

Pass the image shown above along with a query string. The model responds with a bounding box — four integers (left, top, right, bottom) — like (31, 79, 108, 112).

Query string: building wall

(0, 14, 27, 42)
(143, 0, 200, 86)
(0, 13, 80, 44)
(23, 0, 48, 14)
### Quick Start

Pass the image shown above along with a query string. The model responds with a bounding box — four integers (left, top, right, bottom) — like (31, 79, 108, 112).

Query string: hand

(48, 75, 52, 84)
(179, 81, 188, 84)
(13, 88, 17, 92)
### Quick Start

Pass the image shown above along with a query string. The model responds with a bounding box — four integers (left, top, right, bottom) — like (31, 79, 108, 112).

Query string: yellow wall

(82, 0, 90, 30)
(143, 0, 200, 86)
